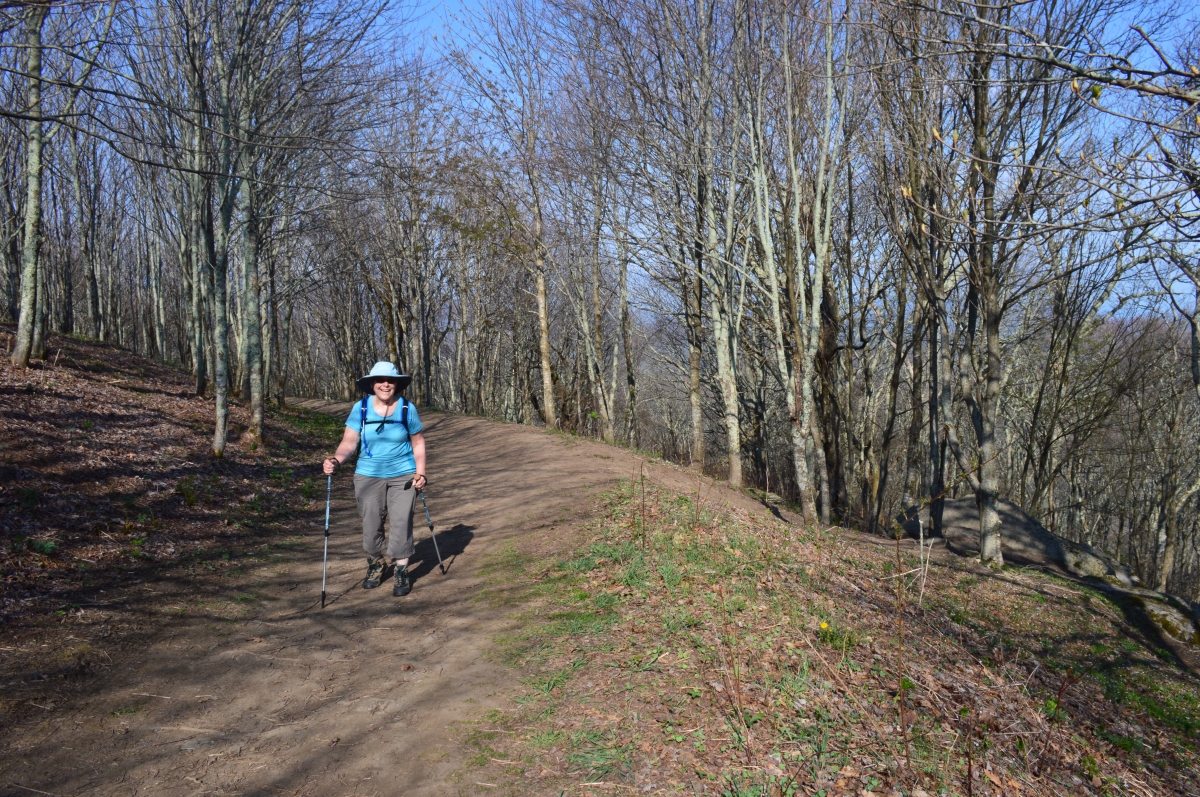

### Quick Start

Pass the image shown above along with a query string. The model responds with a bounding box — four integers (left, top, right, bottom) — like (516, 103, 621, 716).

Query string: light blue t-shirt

(346, 398, 423, 478)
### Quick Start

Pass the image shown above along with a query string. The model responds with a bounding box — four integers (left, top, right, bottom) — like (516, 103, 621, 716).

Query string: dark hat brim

(356, 374, 412, 394)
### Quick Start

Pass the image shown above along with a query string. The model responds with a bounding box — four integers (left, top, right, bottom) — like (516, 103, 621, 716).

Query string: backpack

(358, 396, 409, 459)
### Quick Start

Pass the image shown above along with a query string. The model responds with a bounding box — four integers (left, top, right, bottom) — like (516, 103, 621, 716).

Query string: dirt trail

(0, 406, 755, 797)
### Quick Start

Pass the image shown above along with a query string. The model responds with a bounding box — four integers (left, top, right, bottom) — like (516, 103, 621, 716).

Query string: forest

(2, 0, 1199, 596)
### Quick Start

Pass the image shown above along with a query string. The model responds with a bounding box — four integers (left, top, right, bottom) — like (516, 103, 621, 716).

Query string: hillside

(0, 334, 338, 608)
(0, 328, 340, 724)
(0, 331, 1198, 796)
(463, 484, 1200, 796)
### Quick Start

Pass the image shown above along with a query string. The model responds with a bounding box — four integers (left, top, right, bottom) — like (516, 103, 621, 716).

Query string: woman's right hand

(323, 458, 339, 475)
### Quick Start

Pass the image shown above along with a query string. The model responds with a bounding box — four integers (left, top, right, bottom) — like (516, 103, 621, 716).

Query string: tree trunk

(749, 84, 813, 520)
(590, 181, 615, 443)
(263, 251, 276, 405)
(11, 5, 49, 367)
(211, 168, 238, 457)
(687, 264, 704, 468)
(240, 179, 264, 444)
(534, 213, 556, 429)
(701, 28, 739, 486)
(212, 203, 232, 456)
(149, 238, 167, 359)
(31, 256, 47, 360)
(928, 312, 946, 536)
(60, 203, 73, 335)
(68, 135, 101, 341)
(618, 232, 637, 446)
(711, 291, 741, 487)
(901, 320, 925, 507)
(192, 206, 209, 396)
(277, 289, 292, 407)
(870, 265, 909, 535)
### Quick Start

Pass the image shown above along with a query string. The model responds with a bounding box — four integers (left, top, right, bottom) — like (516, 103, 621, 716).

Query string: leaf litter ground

(0, 328, 341, 730)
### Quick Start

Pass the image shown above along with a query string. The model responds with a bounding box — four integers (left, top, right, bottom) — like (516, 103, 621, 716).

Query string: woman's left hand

(413, 473, 427, 491)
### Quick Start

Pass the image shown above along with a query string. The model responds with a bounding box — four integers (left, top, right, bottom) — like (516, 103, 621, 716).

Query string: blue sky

(400, 0, 487, 52)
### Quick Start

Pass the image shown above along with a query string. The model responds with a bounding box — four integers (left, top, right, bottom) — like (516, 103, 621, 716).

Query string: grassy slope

(0, 329, 344, 725)
(463, 479, 1200, 796)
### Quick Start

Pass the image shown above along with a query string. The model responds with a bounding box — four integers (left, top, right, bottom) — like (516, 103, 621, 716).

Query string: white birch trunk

(11, 6, 48, 367)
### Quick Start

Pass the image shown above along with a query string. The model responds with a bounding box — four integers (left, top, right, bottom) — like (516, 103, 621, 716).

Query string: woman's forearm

(332, 427, 359, 464)
(412, 433, 426, 474)
(334, 439, 358, 464)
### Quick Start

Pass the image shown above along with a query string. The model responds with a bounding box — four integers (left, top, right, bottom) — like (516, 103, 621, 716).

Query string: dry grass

(461, 479, 1200, 796)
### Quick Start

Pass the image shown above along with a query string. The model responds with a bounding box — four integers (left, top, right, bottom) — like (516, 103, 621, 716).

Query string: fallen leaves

(0, 332, 337, 732)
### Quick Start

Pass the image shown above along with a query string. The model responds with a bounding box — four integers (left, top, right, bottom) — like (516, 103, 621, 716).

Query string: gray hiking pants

(353, 473, 416, 561)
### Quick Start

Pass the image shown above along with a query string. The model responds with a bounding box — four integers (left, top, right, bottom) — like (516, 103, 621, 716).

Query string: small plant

(17, 487, 40, 509)
(532, 730, 566, 748)
(664, 609, 701, 632)
(530, 659, 585, 695)
(29, 539, 57, 556)
(1042, 697, 1068, 722)
(564, 552, 599, 573)
(300, 476, 318, 500)
(657, 559, 683, 590)
(621, 555, 648, 590)
(1098, 729, 1144, 753)
(593, 592, 618, 610)
(566, 729, 632, 781)
(817, 620, 855, 649)
(176, 477, 199, 507)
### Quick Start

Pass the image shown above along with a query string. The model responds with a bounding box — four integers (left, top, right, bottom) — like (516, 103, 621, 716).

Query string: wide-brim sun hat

(355, 361, 412, 394)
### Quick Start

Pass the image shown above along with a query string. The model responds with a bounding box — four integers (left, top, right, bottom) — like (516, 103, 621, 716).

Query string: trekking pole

(418, 490, 445, 575)
(321, 474, 332, 608)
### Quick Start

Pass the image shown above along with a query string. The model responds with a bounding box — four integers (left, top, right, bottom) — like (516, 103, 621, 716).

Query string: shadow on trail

(411, 523, 475, 581)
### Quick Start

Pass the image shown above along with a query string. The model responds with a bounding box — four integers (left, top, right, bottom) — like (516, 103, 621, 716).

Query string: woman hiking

(323, 362, 427, 597)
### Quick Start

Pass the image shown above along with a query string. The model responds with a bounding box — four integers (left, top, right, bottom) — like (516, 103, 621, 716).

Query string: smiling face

(372, 378, 398, 401)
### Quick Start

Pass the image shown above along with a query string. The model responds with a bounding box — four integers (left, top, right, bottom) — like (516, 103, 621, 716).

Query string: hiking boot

(363, 556, 385, 589)
(393, 564, 412, 597)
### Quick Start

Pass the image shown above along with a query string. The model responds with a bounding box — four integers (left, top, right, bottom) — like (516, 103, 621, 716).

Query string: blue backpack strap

(359, 396, 372, 458)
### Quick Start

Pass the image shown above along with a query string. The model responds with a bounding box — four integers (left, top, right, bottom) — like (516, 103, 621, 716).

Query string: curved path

(0, 409, 748, 796)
